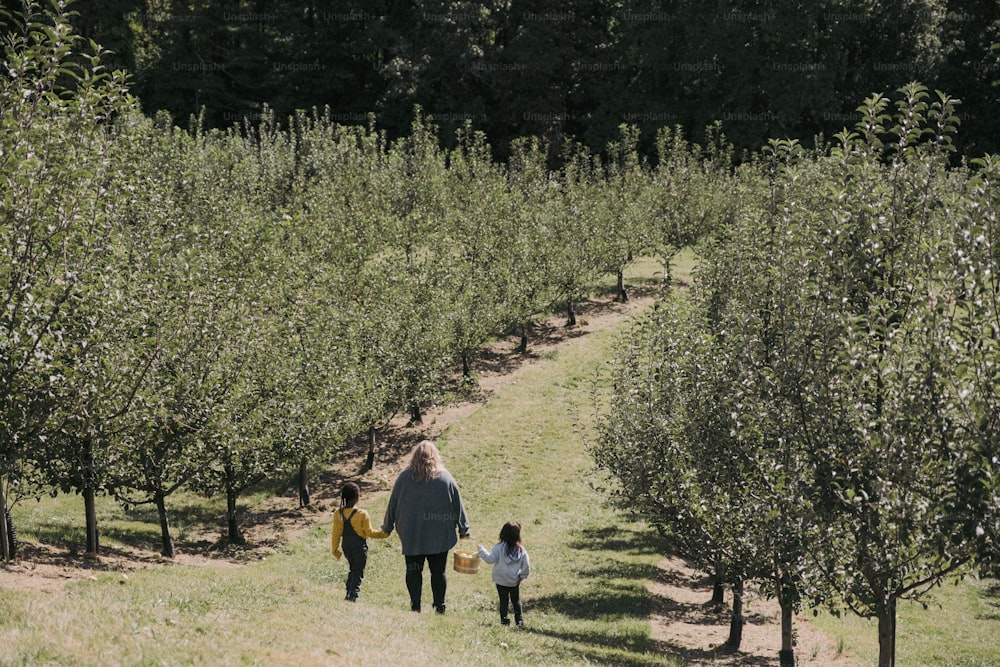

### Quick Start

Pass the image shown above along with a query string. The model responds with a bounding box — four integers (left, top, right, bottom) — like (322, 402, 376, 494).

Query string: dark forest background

(14, 0, 1000, 159)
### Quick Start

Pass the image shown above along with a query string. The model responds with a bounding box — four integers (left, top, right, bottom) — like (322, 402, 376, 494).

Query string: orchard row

(0, 8, 731, 560)
(595, 86, 1000, 667)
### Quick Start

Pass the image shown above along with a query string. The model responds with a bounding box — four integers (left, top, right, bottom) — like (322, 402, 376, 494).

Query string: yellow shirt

(331, 507, 389, 559)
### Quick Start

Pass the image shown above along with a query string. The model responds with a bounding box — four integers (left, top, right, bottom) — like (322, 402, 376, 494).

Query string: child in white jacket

(478, 521, 531, 626)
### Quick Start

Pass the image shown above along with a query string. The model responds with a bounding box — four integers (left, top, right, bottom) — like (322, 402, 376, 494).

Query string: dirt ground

(648, 555, 857, 666)
(0, 283, 855, 666)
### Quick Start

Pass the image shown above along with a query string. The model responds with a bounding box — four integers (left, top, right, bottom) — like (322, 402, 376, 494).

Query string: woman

(382, 440, 470, 613)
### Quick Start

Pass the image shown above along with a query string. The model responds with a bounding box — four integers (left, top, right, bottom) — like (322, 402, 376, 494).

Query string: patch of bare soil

(649, 556, 857, 666)
(0, 539, 240, 594)
(1, 282, 855, 667)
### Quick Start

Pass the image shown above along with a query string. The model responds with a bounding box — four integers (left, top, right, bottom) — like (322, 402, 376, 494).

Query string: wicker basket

(453, 541, 480, 574)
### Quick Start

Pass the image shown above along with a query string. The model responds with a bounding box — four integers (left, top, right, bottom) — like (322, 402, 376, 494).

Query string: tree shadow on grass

(524, 578, 670, 666)
(24, 488, 321, 560)
(522, 523, 674, 664)
(646, 558, 783, 667)
(28, 519, 160, 555)
(657, 639, 775, 667)
(541, 522, 779, 666)
(651, 589, 771, 664)
(649, 554, 716, 591)
(531, 576, 654, 620)
(521, 624, 678, 667)
(651, 627, 777, 667)
(567, 524, 669, 557)
(12, 537, 177, 572)
(978, 580, 1000, 621)
(562, 525, 671, 609)
(527, 619, 774, 667)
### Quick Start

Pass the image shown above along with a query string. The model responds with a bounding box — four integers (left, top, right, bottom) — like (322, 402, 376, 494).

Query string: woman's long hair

(408, 440, 445, 482)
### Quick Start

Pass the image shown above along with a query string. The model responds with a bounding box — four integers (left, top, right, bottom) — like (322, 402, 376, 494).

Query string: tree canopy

(53, 0, 1000, 160)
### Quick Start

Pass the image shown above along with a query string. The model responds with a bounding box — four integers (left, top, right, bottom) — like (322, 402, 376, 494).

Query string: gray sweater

(382, 469, 470, 556)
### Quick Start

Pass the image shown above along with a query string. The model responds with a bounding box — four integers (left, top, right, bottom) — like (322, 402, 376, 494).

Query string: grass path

(346, 285, 673, 666)
(425, 304, 671, 667)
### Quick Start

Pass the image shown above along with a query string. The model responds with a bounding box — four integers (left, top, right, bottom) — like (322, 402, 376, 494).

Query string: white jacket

(478, 542, 531, 587)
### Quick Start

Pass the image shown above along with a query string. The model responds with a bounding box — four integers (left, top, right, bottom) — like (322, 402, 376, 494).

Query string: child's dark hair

(341, 482, 360, 507)
(499, 521, 522, 557)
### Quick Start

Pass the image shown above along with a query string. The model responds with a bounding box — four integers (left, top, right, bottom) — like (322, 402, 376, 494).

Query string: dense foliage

(45, 0, 1000, 160)
(1, 4, 733, 560)
(593, 87, 1000, 666)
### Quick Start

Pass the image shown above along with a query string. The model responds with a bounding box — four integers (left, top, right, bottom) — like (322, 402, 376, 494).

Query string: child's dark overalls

(341, 508, 368, 600)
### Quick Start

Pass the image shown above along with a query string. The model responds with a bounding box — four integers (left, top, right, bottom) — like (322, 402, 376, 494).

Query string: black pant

(404, 552, 448, 610)
(497, 583, 522, 623)
(343, 542, 368, 599)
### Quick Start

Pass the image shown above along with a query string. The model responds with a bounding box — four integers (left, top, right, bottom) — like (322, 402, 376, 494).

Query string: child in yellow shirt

(332, 482, 388, 601)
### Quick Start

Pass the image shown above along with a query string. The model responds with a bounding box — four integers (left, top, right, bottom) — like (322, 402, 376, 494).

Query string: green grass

(590, 253, 692, 298)
(811, 577, 1000, 667)
(434, 311, 671, 667)
(11, 489, 221, 554)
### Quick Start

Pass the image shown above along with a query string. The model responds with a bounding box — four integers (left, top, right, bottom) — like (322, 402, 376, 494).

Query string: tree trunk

(298, 458, 311, 507)
(154, 490, 174, 558)
(726, 578, 745, 650)
(0, 481, 10, 562)
(711, 579, 726, 605)
(84, 485, 99, 556)
(462, 351, 471, 381)
(408, 401, 422, 425)
(516, 325, 528, 353)
(83, 436, 99, 556)
(661, 258, 673, 291)
(226, 483, 244, 545)
(566, 300, 577, 326)
(617, 269, 629, 302)
(3, 509, 14, 560)
(877, 598, 897, 667)
(711, 563, 726, 606)
(779, 598, 795, 667)
(363, 425, 376, 472)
